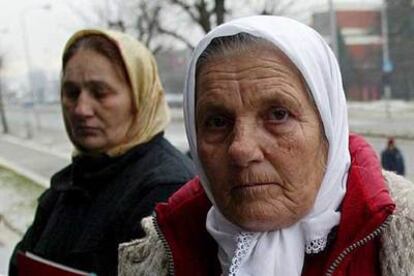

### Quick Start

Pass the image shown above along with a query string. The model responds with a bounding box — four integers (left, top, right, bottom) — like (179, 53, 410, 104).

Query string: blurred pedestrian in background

(381, 137, 405, 176)
(9, 28, 194, 276)
(119, 16, 414, 276)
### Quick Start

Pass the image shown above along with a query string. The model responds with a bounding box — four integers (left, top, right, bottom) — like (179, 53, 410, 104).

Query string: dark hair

(388, 137, 395, 146)
(196, 32, 275, 74)
(62, 34, 130, 86)
(195, 32, 318, 108)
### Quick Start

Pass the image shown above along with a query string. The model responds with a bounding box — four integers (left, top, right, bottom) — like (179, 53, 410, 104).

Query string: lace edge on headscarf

(228, 232, 254, 276)
(305, 236, 328, 254)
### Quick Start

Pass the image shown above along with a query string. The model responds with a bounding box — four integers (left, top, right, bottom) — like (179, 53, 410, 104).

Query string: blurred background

(0, 0, 413, 274)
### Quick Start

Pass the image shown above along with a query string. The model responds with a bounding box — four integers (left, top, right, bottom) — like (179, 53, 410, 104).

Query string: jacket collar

(155, 177, 221, 276)
(314, 134, 395, 273)
(51, 133, 164, 197)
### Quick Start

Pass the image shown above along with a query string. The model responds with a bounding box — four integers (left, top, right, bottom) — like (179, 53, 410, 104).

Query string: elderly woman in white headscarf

(119, 16, 414, 276)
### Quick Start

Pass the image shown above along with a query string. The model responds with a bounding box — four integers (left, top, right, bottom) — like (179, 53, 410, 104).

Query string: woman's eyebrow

(196, 98, 231, 115)
(61, 80, 77, 87)
(85, 80, 109, 88)
(253, 86, 303, 108)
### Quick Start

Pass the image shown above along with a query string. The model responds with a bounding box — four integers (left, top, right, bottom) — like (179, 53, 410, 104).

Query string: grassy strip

(0, 166, 45, 235)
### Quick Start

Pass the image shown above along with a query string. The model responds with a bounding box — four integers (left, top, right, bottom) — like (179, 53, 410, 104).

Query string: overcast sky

(0, 0, 382, 86)
(0, 0, 103, 79)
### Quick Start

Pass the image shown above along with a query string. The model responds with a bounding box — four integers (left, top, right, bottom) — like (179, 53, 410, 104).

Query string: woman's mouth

(74, 126, 100, 135)
(231, 182, 279, 191)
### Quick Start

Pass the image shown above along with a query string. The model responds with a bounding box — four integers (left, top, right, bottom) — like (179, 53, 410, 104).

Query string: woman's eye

(90, 84, 107, 99)
(62, 84, 80, 100)
(205, 115, 229, 129)
(268, 107, 290, 123)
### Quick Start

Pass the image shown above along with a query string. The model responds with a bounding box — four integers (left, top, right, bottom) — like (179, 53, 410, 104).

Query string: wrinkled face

(62, 49, 134, 153)
(196, 46, 328, 232)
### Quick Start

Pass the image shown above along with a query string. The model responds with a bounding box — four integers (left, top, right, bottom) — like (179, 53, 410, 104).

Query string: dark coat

(9, 133, 195, 276)
(381, 147, 405, 176)
(152, 134, 395, 276)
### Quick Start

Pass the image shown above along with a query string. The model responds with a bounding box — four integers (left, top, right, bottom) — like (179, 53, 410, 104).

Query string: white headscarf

(183, 16, 351, 275)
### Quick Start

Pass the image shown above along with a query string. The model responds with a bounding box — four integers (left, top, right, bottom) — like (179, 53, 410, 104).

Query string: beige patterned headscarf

(62, 29, 170, 156)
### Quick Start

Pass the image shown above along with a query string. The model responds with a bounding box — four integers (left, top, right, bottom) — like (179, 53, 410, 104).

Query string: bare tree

(154, 0, 297, 49)
(259, 0, 296, 15)
(134, 1, 165, 54)
(64, 0, 297, 53)
(64, 0, 166, 53)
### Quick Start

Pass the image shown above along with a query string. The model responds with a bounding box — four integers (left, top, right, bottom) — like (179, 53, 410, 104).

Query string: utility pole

(328, 0, 339, 59)
(381, 0, 392, 119)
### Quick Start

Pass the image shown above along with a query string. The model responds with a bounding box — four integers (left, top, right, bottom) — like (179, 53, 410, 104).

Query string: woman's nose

(228, 122, 264, 167)
(73, 91, 94, 117)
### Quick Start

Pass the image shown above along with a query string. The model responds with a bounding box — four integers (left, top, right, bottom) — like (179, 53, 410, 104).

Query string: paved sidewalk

(0, 135, 71, 188)
(0, 134, 71, 274)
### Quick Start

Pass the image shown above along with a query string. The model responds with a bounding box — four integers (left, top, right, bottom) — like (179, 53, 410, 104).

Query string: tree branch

(170, 0, 200, 23)
(214, 0, 226, 25)
(195, 0, 212, 32)
(157, 25, 194, 50)
(152, 45, 163, 56)
(143, 4, 161, 47)
(260, 0, 296, 16)
(108, 20, 126, 32)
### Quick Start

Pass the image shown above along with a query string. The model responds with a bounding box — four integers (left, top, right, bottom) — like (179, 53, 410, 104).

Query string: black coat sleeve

(8, 189, 58, 276)
(115, 139, 196, 242)
(116, 182, 184, 242)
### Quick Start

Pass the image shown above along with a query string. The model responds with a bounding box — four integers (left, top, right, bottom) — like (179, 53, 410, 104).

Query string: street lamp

(381, 0, 392, 119)
(19, 3, 52, 137)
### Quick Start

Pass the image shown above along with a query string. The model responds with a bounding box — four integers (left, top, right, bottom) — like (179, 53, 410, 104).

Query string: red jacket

(154, 134, 395, 276)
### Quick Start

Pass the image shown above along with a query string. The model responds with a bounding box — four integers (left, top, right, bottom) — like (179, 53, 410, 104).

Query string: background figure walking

(381, 137, 405, 176)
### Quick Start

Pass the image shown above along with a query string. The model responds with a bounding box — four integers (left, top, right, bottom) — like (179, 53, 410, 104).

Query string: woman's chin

(226, 211, 299, 232)
(237, 219, 293, 232)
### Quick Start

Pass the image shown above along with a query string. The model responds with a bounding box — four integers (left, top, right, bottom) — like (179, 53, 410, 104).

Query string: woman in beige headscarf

(9, 29, 194, 276)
